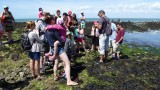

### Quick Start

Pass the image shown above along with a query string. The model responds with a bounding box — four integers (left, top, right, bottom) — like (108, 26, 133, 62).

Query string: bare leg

(100, 55, 104, 62)
(53, 58, 59, 81)
(30, 59, 36, 77)
(59, 52, 78, 85)
(35, 60, 41, 77)
(8, 31, 13, 41)
(82, 40, 87, 52)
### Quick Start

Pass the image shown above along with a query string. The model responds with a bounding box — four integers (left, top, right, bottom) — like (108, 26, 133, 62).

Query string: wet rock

(0, 76, 7, 87)
(9, 53, 20, 61)
(19, 72, 25, 78)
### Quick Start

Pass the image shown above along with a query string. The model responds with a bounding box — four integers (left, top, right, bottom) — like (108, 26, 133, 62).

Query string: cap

(81, 11, 84, 14)
(68, 11, 72, 15)
(3, 5, 8, 9)
(98, 10, 105, 15)
(94, 20, 99, 24)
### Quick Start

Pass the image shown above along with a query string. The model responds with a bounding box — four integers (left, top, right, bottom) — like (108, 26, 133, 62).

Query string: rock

(19, 72, 25, 78)
(9, 53, 20, 61)
(0, 76, 7, 87)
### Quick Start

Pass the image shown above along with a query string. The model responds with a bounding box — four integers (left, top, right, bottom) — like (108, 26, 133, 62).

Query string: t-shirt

(46, 24, 66, 41)
(115, 28, 125, 44)
(98, 16, 110, 34)
(38, 11, 43, 19)
(110, 23, 117, 40)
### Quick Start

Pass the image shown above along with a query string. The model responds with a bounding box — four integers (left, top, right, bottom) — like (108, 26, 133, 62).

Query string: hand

(116, 42, 119, 45)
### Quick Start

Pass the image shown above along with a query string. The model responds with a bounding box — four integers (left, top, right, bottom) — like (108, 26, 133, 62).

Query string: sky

(0, 0, 160, 19)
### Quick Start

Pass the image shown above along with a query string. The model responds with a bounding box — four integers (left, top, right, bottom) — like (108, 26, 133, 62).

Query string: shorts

(99, 34, 109, 55)
(109, 40, 115, 48)
(29, 52, 40, 60)
(77, 37, 84, 42)
(51, 45, 64, 55)
(113, 42, 120, 53)
(91, 36, 99, 46)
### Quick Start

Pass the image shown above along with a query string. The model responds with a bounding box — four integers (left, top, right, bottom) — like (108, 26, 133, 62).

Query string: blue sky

(0, 0, 160, 19)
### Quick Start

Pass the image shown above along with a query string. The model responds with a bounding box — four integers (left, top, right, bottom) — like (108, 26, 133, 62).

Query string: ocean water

(124, 30, 160, 48)
(15, 18, 160, 22)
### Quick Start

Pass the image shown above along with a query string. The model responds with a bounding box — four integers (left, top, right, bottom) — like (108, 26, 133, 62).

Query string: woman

(1, 5, 15, 43)
(90, 20, 99, 51)
(45, 15, 78, 85)
(26, 21, 43, 80)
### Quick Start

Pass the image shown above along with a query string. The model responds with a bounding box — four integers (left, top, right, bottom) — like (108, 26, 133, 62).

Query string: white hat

(3, 5, 8, 8)
(81, 11, 84, 13)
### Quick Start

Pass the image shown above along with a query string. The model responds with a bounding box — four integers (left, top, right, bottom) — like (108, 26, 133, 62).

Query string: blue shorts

(29, 52, 40, 60)
(51, 46, 64, 55)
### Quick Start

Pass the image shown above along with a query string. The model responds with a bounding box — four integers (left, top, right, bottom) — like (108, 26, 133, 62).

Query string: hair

(56, 10, 60, 13)
(117, 23, 123, 27)
(39, 8, 42, 11)
(63, 12, 68, 16)
(45, 15, 54, 24)
(25, 21, 35, 29)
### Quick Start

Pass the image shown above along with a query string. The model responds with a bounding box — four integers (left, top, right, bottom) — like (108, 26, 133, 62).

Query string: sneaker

(40, 68, 45, 73)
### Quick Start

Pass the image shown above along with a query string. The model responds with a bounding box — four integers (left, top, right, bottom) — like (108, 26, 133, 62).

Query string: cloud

(105, 2, 160, 13)
(78, 5, 92, 11)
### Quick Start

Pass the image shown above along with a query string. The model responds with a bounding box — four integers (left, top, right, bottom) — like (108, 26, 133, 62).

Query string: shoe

(8, 40, 14, 44)
(40, 68, 45, 73)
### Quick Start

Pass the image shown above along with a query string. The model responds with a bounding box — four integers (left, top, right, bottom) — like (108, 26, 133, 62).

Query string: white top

(28, 29, 43, 52)
(110, 23, 117, 40)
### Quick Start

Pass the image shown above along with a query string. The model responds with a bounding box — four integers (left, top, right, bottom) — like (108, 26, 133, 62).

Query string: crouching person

(26, 21, 43, 80)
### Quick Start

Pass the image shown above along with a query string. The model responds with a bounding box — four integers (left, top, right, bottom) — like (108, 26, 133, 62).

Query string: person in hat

(1, 5, 15, 43)
(38, 8, 43, 19)
(97, 10, 110, 63)
(80, 11, 86, 29)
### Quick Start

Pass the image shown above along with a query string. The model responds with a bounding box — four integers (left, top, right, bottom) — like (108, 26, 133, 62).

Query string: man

(38, 8, 43, 19)
(1, 5, 15, 43)
(80, 11, 86, 29)
(97, 10, 110, 63)
(109, 22, 117, 57)
(55, 10, 62, 24)
(113, 23, 125, 60)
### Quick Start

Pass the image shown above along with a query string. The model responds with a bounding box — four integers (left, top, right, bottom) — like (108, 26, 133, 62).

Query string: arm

(33, 32, 43, 43)
(10, 12, 15, 22)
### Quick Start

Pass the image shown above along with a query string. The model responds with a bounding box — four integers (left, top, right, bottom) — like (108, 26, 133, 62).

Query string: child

(75, 24, 87, 52)
(46, 17, 67, 61)
(0, 17, 4, 45)
(90, 20, 100, 51)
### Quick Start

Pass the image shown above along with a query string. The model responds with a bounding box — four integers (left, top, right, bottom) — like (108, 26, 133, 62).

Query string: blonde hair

(25, 21, 35, 29)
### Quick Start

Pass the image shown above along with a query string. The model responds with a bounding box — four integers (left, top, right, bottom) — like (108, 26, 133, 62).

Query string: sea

(15, 18, 160, 22)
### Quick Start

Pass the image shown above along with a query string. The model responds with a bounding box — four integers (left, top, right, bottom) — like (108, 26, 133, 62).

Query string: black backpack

(21, 31, 32, 51)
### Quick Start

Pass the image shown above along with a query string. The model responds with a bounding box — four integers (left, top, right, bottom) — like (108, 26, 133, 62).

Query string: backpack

(102, 17, 112, 36)
(21, 31, 32, 51)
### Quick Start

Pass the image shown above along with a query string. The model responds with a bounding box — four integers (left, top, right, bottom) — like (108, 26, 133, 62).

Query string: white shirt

(110, 23, 117, 40)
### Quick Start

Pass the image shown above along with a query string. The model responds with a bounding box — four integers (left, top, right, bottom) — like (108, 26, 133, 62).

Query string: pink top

(46, 24, 66, 41)
(38, 11, 43, 19)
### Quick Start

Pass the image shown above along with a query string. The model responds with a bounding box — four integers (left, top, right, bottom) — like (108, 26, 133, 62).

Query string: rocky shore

(0, 22, 160, 90)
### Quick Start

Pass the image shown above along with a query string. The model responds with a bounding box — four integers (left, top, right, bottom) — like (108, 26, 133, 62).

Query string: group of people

(91, 10, 125, 62)
(0, 6, 125, 86)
